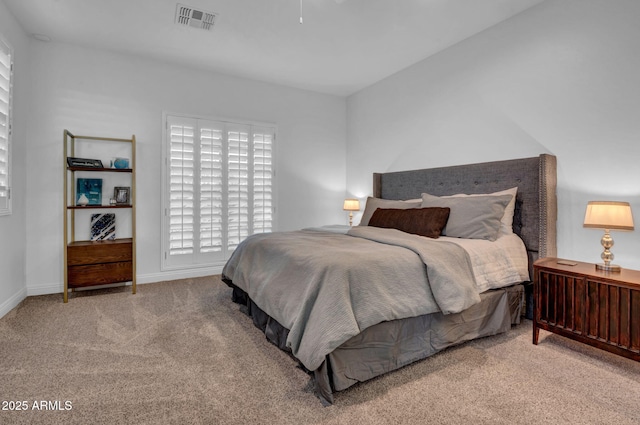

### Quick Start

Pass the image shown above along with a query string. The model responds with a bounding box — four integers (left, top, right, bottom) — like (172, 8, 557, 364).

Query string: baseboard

(138, 265, 223, 284)
(27, 282, 63, 296)
(0, 287, 28, 319)
(26, 266, 224, 296)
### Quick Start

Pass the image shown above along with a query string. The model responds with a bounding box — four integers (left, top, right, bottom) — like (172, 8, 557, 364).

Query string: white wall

(347, 0, 640, 270)
(9, 0, 640, 303)
(25, 42, 346, 294)
(0, 0, 28, 316)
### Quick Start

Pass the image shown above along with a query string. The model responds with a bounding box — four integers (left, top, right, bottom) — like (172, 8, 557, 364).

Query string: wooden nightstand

(533, 257, 640, 362)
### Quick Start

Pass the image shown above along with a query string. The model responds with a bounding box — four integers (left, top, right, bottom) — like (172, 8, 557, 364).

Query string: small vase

(113, 158, 129, 169)
(78, 193, 89, 206)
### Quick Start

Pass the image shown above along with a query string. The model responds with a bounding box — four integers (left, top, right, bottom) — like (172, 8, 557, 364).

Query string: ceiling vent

(175, 3, 217, 31)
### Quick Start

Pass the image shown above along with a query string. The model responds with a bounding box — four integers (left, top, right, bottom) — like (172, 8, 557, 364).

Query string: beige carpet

(1, 276, 639, 424)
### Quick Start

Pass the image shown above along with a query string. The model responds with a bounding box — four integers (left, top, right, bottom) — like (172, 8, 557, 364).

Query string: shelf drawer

(68, 262, 133, 287)
(67, 239, 132, 266)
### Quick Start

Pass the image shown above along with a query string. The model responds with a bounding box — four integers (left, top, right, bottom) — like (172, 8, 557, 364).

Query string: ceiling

(4, 0, 544, 96)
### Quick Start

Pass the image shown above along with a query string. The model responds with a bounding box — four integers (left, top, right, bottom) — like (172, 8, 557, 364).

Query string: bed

(222, 154, 557, 405)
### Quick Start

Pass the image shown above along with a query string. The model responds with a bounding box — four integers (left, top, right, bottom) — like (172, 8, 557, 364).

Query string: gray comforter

(222, 226, 480, 371)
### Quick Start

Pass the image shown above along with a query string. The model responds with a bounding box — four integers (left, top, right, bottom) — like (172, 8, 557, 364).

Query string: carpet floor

(1, 276, 639, 424)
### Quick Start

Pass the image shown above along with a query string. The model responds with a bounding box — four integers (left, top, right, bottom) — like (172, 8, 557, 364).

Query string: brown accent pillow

(368, 207, 450, 239)
(359, 197, 422, 226)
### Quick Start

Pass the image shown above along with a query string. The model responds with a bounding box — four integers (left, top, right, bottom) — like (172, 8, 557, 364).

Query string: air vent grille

(175, 3, 217, 31)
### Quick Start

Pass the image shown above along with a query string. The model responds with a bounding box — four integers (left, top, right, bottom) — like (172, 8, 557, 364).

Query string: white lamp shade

(343, 198, 360, 211)
(583, 201, 634, 231)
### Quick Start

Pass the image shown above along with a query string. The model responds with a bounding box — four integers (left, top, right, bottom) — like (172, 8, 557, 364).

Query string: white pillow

(421, 193, 512, 241)
(425, 188, 517, 236)
(359, 197, 422, 226)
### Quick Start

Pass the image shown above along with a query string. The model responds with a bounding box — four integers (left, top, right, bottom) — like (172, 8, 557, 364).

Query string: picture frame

(67, 157, 103, 168)
(76, 178, 102, 205)
(90, 213, 116, 241)
(114, 187, 130, 205)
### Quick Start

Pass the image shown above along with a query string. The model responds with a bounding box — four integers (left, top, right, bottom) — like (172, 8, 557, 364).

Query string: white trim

(157, 258, 226, 273)
(136, 267, 222, 284)
(27, 282, 63, 296)
(163, 110, 276, 131)
(0, 287, 26, 319)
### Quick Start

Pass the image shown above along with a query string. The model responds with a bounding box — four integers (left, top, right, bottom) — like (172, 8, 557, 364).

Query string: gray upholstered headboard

(373, 154, 557, 280)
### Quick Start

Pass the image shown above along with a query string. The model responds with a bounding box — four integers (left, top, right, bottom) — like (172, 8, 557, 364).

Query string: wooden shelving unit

(63, 130, 136, 302)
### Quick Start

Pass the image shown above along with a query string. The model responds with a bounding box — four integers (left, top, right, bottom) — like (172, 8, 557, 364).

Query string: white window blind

(0, 36, 12, 216)
(252, 131, 274, 234)
(164, 115, 275, 269)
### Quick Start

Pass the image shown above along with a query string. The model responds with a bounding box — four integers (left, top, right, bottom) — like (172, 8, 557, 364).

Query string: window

(0, 36, 12, 216)
(163, 115, 275, 269)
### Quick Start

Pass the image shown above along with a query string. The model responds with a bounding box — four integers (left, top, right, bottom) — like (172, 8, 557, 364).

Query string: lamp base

(595, 263, 621, 273)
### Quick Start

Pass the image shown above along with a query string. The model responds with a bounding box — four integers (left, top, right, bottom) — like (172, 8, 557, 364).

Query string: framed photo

(114, 187, 130, 205)
(67, 157, 103, 168)
(76, 178, 102, 205)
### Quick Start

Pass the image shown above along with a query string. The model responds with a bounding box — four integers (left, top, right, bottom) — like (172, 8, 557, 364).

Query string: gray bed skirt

(224, 278, 524, 405)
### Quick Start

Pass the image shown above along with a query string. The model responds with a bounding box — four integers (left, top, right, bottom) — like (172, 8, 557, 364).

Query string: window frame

(161, 112, 277, 271)
(0, 35, 13, 216)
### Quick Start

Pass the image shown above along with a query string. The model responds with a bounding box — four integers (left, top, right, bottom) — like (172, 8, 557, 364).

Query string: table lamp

(583, 201, 634, 272)
(343, 198, 360, 226)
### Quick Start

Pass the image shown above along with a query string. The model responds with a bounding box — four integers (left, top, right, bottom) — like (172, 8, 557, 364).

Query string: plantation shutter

(168, 117, 196, 260)
(0, 37, 12, 215)
(199, 123, 225, 255)
(227, 125, 250, 252)
(164, 115, 275, 269)
(252, 129, 273, 233)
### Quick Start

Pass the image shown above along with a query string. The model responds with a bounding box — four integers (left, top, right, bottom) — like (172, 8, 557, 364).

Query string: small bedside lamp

(343, 198, 360, 226)
(583, 201, 634, 272)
